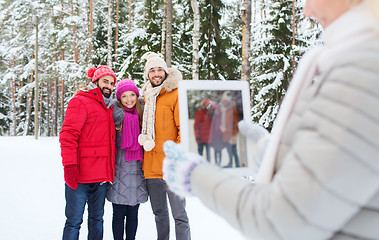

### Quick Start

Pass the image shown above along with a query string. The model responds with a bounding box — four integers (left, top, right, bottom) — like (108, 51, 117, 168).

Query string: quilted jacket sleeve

(59, 97, 87, 167)
(112, 100, 124, 126)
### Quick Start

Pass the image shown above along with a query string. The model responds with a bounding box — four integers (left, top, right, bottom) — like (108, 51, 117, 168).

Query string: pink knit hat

(87, 65, 117, 83)
(115, 79, 140, 101)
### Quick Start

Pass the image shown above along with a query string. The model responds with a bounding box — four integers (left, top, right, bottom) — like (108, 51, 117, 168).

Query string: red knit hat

(87, 65, 117, 83)
(202, 99, 211, 107)
(116, 79, 140, 101)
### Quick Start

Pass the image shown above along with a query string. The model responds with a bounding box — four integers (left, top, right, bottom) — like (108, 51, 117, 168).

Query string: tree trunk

(34, 17, 39, 139)
(38, 79, 43, 135)
(253, 0, 257, 23)
(52, 54, 58, 136)
(261, 0, 267, 37)
(71, 0, 79, 63)
(18, 63, 24, 131)
(161, 0, 167, 57)
(89, 0, 93, 62)
(107, 0, 112, 67)
(60, 51, 65, 128)
(11, 78, 16, 136)
(241, 0, 251, 82)
(47, 75, 52, 136)
(114, 0, 119, 68)
(10, 60, 16, 136)
(23, 73, 33, 136)
(165, 0, 172, 67)
(128, 0, 132, 33)
(292, 0, 296, 76)
(191, 0, 200, 80)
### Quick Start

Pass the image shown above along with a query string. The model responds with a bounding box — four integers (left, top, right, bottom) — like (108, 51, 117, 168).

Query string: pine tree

(198, 0, 241, 80)
(250, 0, 320, 130)
(116, 0, 165, 85)
(170, 0, 193, 79)
(0, 0, 40, 135)
(0, 0, 321, 136)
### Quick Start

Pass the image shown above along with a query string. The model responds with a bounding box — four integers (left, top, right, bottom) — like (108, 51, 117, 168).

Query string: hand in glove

(238, 120, 270, 175)
(237, 120, 269, 143)
(64, 165, 79, 190)
(163, 140, 205, 197)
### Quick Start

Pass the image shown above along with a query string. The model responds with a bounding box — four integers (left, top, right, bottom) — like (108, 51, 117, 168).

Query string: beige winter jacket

(190, 3, 379, 240)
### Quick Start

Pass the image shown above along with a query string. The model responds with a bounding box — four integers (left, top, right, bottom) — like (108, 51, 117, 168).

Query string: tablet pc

(178, 80, 253, 176)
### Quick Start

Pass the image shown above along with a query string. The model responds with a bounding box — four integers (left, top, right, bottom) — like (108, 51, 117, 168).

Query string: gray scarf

(87, 82, 112, 108)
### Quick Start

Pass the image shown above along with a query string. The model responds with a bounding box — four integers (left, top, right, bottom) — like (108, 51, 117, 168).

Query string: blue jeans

(63, 183, 107, 240)
(225, 143, 240, 167)
(197, 143, 210, 161)
(112, 203, 140, 240)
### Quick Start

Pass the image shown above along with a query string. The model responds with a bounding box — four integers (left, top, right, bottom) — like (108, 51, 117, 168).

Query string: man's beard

(151, 81, 162, 87)
(150, 77, 165, 87)
(100, 87, 112, 98)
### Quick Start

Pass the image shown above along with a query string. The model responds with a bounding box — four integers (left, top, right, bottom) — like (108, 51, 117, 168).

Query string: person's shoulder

(111, 99, 121, 108)
(71, 89, 104, 108)
(111, 100, 124, 114)
(160, 88, 178, 100)
(68, 91, 86, 104)
(337, 40, 379, 70)
(322, 41, 379, 95)
(75, 88, 98, 99)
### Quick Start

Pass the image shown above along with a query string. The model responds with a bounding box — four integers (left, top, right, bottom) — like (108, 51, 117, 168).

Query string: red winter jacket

(193, 108, 212, 143)
(59, 87, 116, 183)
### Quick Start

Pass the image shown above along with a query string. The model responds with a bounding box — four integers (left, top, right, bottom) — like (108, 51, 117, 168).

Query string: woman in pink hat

(106, 79, 148, 240)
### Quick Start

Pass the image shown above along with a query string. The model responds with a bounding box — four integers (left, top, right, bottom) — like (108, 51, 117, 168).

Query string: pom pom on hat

(144, 53, 169, 81)
(87, 65, 117, 83)
(115, 79, 140, 101)
(87, 67, 97, 78)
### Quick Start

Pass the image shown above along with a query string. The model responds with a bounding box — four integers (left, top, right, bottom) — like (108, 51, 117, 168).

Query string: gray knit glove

(163, 140, 205, 197)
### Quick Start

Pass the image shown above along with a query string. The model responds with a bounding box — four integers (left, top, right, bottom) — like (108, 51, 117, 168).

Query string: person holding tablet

(162, 0, 379, 239)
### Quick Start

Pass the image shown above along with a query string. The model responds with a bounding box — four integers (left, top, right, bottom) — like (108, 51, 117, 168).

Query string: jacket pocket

(78, 146, 110, 181)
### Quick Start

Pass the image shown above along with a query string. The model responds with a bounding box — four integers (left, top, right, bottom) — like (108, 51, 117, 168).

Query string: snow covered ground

(0, 136, 246, 240)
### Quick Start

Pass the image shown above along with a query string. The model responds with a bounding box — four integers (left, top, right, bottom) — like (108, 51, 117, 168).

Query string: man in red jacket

(59, 65, 117, 240)
(194, 99, 213, 161)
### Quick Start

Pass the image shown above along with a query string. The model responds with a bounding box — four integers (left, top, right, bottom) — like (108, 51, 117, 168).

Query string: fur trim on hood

(161, 67, 182, 92)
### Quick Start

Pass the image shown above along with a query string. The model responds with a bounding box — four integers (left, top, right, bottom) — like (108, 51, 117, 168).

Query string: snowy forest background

(0, 0, 322, 137)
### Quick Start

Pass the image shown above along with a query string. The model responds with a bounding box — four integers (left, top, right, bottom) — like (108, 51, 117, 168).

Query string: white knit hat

(144, 53, 169, 81)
